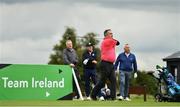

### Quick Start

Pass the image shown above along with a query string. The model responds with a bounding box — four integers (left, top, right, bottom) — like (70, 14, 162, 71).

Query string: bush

(130, 71, 158, 95)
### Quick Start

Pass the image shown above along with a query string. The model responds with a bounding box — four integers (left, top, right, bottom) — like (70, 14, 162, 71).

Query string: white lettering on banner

(32, 77, 64, 88)
(1, 77, 65, 88)
(2, 77, 28, 88)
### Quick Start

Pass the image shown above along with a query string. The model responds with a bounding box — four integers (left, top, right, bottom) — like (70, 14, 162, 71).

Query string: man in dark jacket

(114, 44, 137, 101)
(82, 42, 98, 100)
(63, 39, 80, 99)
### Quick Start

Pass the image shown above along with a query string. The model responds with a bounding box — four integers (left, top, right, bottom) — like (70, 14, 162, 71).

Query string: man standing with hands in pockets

(91, 29, 120, 100)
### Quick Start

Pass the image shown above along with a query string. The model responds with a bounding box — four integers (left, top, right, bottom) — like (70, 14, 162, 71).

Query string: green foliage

(48, 27, 81, 64)
(48, 27, 158, 96)
(48, 27, 101, 94)
(130, 71, 158, 95)
(48, 27, 100, 73)
(80, 32, 99, 46)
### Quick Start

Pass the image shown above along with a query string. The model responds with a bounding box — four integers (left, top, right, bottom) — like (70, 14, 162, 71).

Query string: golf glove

(83, 59, 89, 65)
(134, 72, 138, 78)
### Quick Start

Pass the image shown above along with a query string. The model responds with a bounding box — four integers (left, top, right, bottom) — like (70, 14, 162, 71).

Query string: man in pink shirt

(91, 29, 120, 100)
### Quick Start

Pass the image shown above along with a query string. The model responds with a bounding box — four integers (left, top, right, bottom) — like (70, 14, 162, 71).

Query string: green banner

(0, 64, 72, 100)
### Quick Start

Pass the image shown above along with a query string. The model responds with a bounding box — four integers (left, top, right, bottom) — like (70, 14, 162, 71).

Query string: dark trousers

(84, 69, 97, 97)
(91, 61, 116, 99)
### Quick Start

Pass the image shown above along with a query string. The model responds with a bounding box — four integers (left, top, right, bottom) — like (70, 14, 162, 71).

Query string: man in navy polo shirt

(114, 44, 137, 101)
(83, 42, 98, 100)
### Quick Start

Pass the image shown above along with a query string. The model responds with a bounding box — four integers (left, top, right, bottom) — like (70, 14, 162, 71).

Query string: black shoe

(111, 98, 116, 101)
(90, 94, 97, 101)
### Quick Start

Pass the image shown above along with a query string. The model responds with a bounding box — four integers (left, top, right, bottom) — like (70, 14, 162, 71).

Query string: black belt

(101, 60, 113, 64)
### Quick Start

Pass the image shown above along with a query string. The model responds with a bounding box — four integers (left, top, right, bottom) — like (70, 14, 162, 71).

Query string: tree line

(48, 27, 158, 95)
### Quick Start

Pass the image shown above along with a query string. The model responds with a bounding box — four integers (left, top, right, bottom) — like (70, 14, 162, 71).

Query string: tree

(130, 71, 158, 95)
(48, 28, 101, 73)
(48, 27, 81, 64)
(80, 32, 99, 46)
(48, 28, 159, 95)
(48, 28, 101, 94)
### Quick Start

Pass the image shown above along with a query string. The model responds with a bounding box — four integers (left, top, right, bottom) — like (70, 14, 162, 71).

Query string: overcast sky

(0, 0, 180, 71)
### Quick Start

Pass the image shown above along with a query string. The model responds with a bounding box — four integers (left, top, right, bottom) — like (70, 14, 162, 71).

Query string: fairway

(0, 96, 179, 107)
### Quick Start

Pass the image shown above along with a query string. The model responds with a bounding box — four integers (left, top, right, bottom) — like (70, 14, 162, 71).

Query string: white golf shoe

(86, 96, 91, 100)
(99, 96, 105, 101)
(124, 97, 131, 101)
(117, 96, 124, 100)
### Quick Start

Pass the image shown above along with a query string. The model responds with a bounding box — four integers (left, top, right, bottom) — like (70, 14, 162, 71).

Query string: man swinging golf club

(91, 29, 120, 100)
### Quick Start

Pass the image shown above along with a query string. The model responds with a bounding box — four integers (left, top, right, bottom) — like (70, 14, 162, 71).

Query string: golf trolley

(154, 65, 180, 102)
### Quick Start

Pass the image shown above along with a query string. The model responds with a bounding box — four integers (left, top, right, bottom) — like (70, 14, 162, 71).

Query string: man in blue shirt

(114, 44, 137, 101)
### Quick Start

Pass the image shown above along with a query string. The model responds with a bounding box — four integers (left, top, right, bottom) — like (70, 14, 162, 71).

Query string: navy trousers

(84, 69, 97, 97)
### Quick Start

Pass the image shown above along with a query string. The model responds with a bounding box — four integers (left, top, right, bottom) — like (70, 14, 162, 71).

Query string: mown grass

(0, 95, 179, 107)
